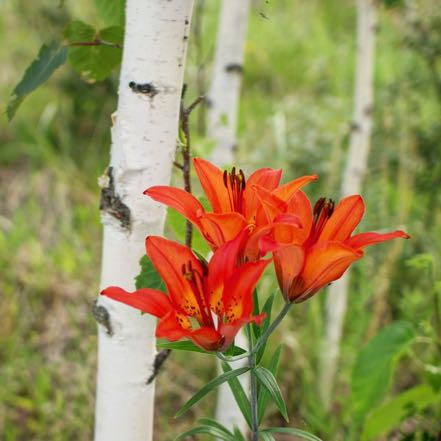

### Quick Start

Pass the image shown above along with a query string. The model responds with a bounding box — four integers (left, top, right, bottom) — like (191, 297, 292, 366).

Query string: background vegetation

(0, 0, 440, 440)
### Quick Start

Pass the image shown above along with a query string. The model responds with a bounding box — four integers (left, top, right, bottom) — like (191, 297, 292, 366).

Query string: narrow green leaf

(221, 362, 252, 428)
(174, 425, 234, 441)
(7, 41, 68, 120)
(261, 427, 323, 441)
(351, 321, 415, 421)
(198, 418, 234, 437)
(233, 426, 247, 441)
(256, 292, 276, 363)
(64, 20, 123, 81)
(175, 367, 250, 417)
(255, 366, 289, 422)
(135, 255, 165, 291)
(259, 432, 276, 441)
(95, 0, 125, 26)
(156, 340, 210, 354)
(361, 384, 441, 441)
(258, 345, 283, 423)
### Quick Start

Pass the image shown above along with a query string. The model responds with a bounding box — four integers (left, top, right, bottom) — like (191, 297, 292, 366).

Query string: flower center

(223, 167, 246, 213)
(309, 197, 335, 244)
(181, 261, 214, 328)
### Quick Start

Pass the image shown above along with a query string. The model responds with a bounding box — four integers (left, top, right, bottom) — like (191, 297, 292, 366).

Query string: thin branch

(68, 38, 122, 50)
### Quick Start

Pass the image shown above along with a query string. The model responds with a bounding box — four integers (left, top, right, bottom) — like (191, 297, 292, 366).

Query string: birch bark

(208, 0, 251, 165)
(318, 0, 377, 409)
(207, 1, 251, 433)
(93, 2, 194, 441)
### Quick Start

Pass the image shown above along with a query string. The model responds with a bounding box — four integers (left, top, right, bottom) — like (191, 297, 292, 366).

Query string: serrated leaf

(351, 321, 415, 421)
(156, 340, 210, 354)
(95, 0, 125, 26)
(135, 255, 165, 291)
(221, 362, 252, 428)
(175, 367, 250, 418)
(7, 41, 67, 121)
(256, 292, 276, 363)
(174, 425, 234, 441)
(64, 20, 123, 81)
(255, 366, 288, 422)
(167, 208, 210, 256)
(361, 384, 441, 441)
(260, 427, 323, 441)
(258, 345, 283, 424)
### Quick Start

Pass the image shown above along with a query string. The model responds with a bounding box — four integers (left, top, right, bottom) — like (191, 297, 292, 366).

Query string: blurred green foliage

(1, 0, 440, 440)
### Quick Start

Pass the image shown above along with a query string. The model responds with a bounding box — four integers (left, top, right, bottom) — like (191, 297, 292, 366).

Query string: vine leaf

(94, 0, 125, 26)
(135, 255, 165, 291)
(7, 41, 68, 121)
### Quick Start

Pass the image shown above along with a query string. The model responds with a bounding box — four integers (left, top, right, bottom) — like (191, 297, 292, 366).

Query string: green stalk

(247, 326, 259, 441)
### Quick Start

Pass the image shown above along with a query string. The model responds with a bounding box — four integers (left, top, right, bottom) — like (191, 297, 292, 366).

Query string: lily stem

(247, 326, 259, 441)
(216, 301, 292, 363)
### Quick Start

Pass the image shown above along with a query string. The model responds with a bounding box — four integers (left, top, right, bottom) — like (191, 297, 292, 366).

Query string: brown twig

(179, 91, 205, 248)
(68, 38, 122, 50)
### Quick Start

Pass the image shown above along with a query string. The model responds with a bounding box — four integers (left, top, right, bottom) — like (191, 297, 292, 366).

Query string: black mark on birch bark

(99, 167, 131, 229)
(225, 63, 243, 73)
(128, 81, 159, 98)
(93, 300, 114, 336)
(146, 349, 172, 385)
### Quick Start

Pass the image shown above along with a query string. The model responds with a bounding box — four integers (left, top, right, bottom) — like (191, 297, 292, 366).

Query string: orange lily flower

(259, 191, 410, 303)
(101, 233, 270, 352)
(145, 157, 317, 259)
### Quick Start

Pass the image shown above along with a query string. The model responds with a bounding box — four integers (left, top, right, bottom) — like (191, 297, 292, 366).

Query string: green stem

(216, 301, 292, 363)
(247, 326, 259, 441)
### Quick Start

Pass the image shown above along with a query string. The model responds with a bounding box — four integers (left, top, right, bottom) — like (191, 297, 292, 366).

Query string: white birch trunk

(207, 0, 251, 166)
(207, 2, 251, 433)
(94, 2, 194, 440)
(318, 0, 377, 409)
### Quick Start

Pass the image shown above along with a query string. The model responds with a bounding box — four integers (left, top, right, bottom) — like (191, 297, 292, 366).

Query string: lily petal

(145, 186, 204, 227)
(223, 259, 271, 321)
(244, 167, 282, 220)
(146, 236, 206, 320)
(273, 174, 318, 202)
(193, 158, 231, 213)
(101, 286, 172, 317)
(346, 230, 410, 249)
(319, 195, 365, 242)
(273, 245, 305, 299)
(156, 311, 191, 341)
(253, 185, 287, 223)
(219, 313, 266, 351)
(199, 212, 247, 249)
(291, 241, 363, 302)
(190, 327, 224, 351)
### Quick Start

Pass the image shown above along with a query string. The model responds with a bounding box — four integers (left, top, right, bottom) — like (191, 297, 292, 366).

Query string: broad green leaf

(256, 292, 276, 363)
(260, 427, 323, 441)
(135, 255, 165, 291)
(174, 425, 234, 441)
(221, 362, 252, 428)
(258, 345, 283, 424)
(166, 208, 210, 256)
(351, 321, 415, 421)
(361, 384, 441, 441)
(7, 41, 68, 121)
(64, 20, 123, 81)
(255, 366, 289, 422)
(156, 340, 210, 354)
(176, 367, 250, 417)
(95, 0, 125, 26)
